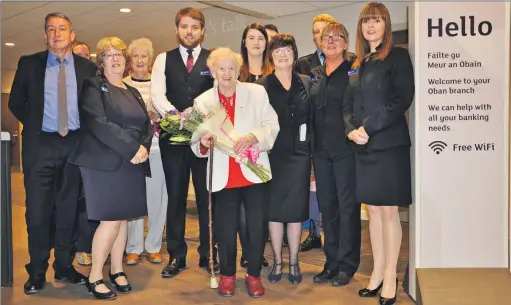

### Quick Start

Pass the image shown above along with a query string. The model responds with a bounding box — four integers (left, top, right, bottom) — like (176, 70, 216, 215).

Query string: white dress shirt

(151, 44, 202, 115)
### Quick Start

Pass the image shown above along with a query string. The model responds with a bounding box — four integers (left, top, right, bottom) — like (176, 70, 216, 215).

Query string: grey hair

(127, 38, 155, 73)
(44, 12, 73, 31)
(206, 47, 243, 72)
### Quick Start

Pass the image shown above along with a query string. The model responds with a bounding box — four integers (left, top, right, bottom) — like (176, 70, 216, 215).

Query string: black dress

(80, 85, 148, 221)
(257, 73, 311, 223)
(343, 47, 415, 207)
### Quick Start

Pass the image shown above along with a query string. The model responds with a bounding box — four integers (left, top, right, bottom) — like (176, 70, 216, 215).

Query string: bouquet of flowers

(158, 107, 206, 144)
(158, 104, 271, 182)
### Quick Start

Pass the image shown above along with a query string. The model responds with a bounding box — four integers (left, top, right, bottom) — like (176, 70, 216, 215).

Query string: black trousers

(23, 132, 81, 279)
(239, 203, 271, 258)
(312, 149, 360, 276)
(214, 183, 269, 277)
(160, 141, 212, 260)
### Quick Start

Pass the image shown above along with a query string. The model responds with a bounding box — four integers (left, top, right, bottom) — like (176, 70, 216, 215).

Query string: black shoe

(379, 279, 398, 305)
(332, 271, 353, 286)
(359, 281, 383, 297)
(23, 277, 45, 295)
(299, 234, 322, 252)
(288, 263, 302, 284)
(109, 271, 132, 293)
(267, 262, 283, 283)
(54, 266, 87, 284)
(313, 268, 337, 284)
(199, 256, 220, 274)
(161, 258, 186, 278)
(85, 278, 117, 300)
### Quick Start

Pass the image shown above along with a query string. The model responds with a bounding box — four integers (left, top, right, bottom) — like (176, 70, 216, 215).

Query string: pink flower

(237, 145, 260, 164)
(245, 146, 260, 163)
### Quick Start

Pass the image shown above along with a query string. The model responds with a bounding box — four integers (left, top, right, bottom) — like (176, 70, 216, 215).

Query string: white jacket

(191, 81, 280, 192)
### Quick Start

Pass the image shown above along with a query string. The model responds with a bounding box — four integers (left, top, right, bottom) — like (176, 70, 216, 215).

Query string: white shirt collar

(179, 44, 201, 57)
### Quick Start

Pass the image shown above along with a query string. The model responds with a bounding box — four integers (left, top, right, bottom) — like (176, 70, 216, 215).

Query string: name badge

(348, 69, 358, 76)
(299, 124, 307, 142)
(200, 70, 211, 76)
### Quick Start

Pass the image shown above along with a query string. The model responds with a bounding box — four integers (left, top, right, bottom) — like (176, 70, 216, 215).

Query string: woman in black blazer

(343, 3, 414, 305)
(69, 37, 153, 300)
(310, 21, 360, 287)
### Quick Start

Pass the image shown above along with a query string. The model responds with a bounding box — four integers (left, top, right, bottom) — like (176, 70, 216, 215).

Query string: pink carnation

(240, 146, 260, 163)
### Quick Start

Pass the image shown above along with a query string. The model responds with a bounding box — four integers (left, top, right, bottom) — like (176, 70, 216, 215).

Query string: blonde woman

(69, 37, 153, 300)
(309, 22, 359, 287)
(123, 38, 167, 266)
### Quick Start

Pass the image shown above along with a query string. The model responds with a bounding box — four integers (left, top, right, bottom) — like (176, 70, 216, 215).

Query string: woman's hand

(348, 129, 369, 145)
(131, 145, 148, 164)
(200, 132, 216, 149)
(357, 126, 369, 139)
(233, 134, 258, 155)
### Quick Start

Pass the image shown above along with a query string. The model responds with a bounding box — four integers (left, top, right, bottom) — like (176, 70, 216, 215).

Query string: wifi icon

(429, 141, 448, 154)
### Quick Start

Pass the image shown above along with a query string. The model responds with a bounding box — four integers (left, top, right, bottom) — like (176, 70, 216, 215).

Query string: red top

(200, 92, 253, 189)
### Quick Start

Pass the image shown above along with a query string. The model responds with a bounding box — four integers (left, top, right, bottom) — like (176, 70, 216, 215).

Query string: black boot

(299, 220, 322, 252)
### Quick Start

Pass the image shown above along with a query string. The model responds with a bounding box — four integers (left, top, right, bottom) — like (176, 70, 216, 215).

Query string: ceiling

(1, 0, 350, 70)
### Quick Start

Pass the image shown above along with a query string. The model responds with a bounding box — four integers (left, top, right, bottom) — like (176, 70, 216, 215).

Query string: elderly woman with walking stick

(191, 47, 279, 298)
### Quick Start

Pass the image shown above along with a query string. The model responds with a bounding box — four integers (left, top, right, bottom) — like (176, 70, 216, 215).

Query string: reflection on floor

(2, 171, 414, 305)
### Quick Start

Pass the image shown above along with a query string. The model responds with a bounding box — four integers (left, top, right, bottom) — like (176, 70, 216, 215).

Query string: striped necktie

(186, 49, 194, 73)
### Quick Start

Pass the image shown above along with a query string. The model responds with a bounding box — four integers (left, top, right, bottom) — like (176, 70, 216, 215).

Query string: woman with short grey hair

(192, 47, 279, 298)
(123, 37, 167, 266)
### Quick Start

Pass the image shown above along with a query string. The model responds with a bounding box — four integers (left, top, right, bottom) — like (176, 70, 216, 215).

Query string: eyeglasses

(104, 53, 124, 60)
(272, 48, 293, 56)
(322, 35, 345, 42)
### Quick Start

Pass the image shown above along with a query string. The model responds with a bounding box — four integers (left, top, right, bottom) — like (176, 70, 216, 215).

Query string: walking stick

(208, 137, 218, 289)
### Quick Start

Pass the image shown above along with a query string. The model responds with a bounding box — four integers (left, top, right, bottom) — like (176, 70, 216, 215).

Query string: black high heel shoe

(109, 272, 132, 293)
(85, 278, 117, 300)
(288, 263, 302, 284)
(267, 262, 283, 283)
(358, 280, 383, 297)
(379, 278, 398, 305)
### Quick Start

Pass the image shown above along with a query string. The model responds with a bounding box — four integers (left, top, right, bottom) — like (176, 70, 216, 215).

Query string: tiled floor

(2, 171, 415, 305)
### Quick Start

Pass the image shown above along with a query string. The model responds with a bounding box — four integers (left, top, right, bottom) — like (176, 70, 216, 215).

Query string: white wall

(200, 2, 410, 57)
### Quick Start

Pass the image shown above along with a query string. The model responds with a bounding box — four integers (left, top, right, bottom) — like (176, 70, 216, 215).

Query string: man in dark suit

(151, 7, 217, 279)
(8, 12, 97, 295)
(294, 14, 336, 76)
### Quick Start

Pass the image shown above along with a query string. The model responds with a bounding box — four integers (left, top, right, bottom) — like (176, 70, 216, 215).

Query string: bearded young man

(151, 7, 217, 279)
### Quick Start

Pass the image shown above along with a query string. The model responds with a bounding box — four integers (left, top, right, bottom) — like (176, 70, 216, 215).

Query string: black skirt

(268, 147, 311, 223)
(80, 162, 148, 221)
(355, 146, 412, 206)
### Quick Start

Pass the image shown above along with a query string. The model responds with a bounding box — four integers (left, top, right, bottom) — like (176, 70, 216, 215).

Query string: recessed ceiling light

(119, 8, 131, 13)
(5, 42, 15, 47)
